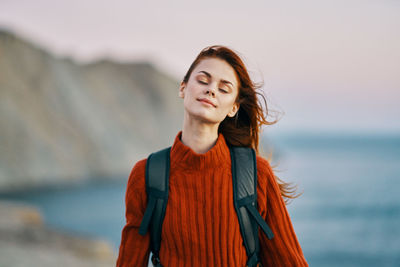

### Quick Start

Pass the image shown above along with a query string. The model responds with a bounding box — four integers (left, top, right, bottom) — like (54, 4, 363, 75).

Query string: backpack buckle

(151, 254, 161, 266)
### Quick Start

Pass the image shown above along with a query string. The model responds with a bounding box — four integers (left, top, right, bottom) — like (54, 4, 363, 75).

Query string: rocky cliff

(0, 29, 183, 192)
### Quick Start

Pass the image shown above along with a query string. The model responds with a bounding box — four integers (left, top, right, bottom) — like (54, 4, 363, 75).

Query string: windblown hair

(182, 45, 299, 202)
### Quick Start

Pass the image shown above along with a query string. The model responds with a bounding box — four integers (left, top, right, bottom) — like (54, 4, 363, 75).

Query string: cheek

(184, 84, 197, 98)
(213, 100, 235, 120)
(220, 97, 236, 112)
(183, 87, 198, 107)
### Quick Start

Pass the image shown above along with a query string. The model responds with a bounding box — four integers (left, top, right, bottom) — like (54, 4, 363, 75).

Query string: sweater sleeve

(256, 156, 308, 267)
(116, 159, 151, 267)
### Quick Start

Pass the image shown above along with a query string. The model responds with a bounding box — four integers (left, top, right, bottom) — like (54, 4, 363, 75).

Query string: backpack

(138, 146, 274, 267)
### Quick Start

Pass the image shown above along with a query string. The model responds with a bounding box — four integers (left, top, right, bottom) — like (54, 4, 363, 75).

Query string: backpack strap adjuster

(151, 254, 162, 266)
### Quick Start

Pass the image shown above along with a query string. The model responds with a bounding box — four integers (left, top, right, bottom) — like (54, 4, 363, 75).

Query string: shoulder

(256, 154, 271, 170)
(256, 155, 274, 183)
(255, 155, 272, 189)
(126, 158, 147, 195)
(124, 158, 150, 219)
(256, 154, 283, 202)
(255, 155, 274, 214)
(256, 154, 281, 191)
(130, 158, 147, 175)
(255, 154, 281, 205)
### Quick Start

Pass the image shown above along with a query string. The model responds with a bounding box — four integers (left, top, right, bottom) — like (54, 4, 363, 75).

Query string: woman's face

(179, 57, 240, 124)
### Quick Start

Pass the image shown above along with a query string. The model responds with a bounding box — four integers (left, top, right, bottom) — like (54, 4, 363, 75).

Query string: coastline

(0, 200, 117, 267)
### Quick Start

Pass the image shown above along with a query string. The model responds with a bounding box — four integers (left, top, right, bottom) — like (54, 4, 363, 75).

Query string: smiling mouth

(197, 99, 216, 107)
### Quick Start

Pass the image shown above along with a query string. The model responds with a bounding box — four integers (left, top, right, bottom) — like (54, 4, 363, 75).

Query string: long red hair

(182, 45, 299, 202)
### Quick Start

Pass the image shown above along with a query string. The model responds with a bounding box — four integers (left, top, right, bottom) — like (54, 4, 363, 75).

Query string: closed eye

(198, 79, 228, 93)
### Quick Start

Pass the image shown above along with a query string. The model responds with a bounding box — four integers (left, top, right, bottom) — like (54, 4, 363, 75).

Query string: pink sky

(1, 0, 399, 134)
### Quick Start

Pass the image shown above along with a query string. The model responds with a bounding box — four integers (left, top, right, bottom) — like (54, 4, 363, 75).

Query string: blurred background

(0, 0, 399, 266)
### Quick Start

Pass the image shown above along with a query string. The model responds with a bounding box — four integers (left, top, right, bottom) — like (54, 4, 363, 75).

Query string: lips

(197, 98, 216, 108)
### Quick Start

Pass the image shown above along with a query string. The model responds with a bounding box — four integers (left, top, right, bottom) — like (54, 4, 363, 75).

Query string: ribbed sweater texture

(116, 131, 308, 267)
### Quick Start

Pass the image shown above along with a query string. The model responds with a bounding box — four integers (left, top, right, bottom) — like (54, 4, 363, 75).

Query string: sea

(1, 133, 399, 267)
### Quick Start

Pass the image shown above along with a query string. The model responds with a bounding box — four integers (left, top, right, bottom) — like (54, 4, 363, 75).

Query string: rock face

(0, 29, 184, 192)
(0, 200, 117, 267)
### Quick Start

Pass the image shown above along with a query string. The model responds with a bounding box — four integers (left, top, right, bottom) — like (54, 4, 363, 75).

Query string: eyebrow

(197, 71, 234, 87)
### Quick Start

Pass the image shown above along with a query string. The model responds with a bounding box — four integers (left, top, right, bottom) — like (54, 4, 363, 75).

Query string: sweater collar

(170, 130, 231, 170)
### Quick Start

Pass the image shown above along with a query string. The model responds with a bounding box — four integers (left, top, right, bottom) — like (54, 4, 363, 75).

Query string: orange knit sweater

(116, 131, 308, 267)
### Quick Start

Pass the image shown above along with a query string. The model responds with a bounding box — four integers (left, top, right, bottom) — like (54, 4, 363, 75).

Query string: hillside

(0, 29, 183, 192)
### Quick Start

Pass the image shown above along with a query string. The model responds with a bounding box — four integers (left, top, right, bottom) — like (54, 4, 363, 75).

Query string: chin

(186, 110, 220, 124)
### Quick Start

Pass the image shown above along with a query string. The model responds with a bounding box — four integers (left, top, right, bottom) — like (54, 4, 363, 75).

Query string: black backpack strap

(138, 147, 171, 267)
(229, 146, 274, 267)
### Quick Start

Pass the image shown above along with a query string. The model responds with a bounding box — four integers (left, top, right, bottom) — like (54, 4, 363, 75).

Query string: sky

(1, 0, 399, 134)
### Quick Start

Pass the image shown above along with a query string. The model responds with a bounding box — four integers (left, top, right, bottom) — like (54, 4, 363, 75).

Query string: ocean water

(1, 133, 400, 266)
(268, 133, 400, 267)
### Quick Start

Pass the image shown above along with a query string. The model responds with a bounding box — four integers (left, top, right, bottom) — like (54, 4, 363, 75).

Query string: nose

(204, 83, 216, 97)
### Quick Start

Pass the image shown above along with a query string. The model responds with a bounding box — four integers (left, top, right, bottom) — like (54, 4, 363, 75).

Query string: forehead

(192, 58, 239, 87)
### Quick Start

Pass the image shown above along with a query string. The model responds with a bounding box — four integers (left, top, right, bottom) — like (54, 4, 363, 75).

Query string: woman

(116, 45, 308, 266)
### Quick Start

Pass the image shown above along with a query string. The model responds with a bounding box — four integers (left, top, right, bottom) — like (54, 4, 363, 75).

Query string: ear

(227, 102, 240, 117)
(178, 81, 185, 98)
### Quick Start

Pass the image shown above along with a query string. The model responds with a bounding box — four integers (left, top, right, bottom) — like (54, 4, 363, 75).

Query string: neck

(181, 112, 220, 154)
